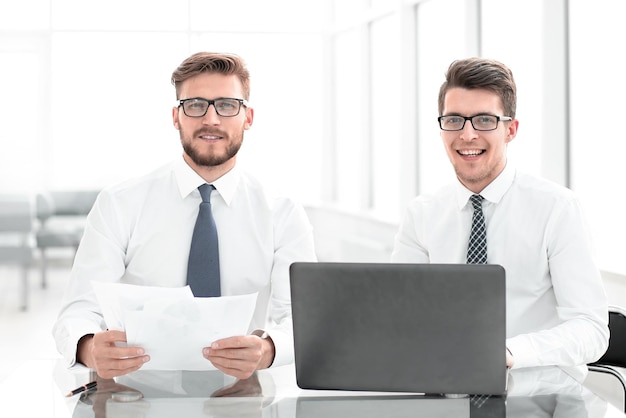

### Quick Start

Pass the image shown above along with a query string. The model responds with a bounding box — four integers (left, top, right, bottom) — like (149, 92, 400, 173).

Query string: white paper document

(92, 282, 258, 371)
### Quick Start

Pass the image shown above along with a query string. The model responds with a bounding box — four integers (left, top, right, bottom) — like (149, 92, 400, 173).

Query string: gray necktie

(187, 184, 221, 297)
(467, 194, 487, 264)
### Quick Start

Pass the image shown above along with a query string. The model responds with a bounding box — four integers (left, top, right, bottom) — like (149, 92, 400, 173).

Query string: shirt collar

(174, 156, 240, 206)
(454, 163, 516, 209)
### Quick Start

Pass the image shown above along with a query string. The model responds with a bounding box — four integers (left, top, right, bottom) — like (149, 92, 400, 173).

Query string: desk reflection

(70, 366, 609, 418)
(506, 367, 607, 418)
(73, 370, 273, 418)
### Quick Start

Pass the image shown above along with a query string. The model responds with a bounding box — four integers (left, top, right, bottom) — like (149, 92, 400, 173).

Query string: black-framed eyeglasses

(178, 97, 248, 118)
(438, 114, 512, 131)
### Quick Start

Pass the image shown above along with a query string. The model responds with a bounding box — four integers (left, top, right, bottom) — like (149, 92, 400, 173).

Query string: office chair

(588, 305, 626, 412)
(0, 193, 35, 311)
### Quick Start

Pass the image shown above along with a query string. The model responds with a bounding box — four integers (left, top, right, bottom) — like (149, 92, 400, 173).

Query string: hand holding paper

(203, 330, 276, 379)
(92, 282, 258, 371)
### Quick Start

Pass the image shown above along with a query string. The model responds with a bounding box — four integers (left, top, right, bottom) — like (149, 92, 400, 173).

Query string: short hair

(171, 52, 251, 100)
(437, 57, 516, 118)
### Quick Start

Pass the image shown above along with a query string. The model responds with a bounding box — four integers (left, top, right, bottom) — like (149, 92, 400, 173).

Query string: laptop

(289, 262, 507, 395)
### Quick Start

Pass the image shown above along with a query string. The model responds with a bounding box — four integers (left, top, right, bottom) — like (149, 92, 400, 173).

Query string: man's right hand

(77, 330, 150, 379)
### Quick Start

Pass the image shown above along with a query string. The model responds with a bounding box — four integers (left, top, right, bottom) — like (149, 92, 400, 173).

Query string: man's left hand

(203, 334, 275, 379)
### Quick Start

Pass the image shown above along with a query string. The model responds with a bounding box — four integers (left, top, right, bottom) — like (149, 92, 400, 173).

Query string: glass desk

(1, 359, 625, 417)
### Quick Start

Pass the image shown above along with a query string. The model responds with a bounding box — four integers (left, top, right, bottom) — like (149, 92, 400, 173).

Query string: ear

(244, 107, 254, 130)
(505, 119, 519, 144)
(172, 106, 181, 130)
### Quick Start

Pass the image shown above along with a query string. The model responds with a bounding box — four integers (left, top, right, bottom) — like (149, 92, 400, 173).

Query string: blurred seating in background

(35, 190, 99, 289)
(0, 189, 99, 311)
(0, 193, 36, 311)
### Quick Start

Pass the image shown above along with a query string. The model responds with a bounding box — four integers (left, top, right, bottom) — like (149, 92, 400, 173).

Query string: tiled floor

(0, 257, 71, 383)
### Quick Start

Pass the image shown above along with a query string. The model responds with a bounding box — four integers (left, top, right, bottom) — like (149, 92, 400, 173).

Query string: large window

(0, 37, 48, 192)
(570, 0, 626, 275)
(371, 14, 403, 219)
(2, 0, 625, 275)
(0, 0, 326, 206)
(416, 0, 468, 196)
(328, 0, 624, 275)
(334, 28, 367, 211)
(482, 0, 544, 179)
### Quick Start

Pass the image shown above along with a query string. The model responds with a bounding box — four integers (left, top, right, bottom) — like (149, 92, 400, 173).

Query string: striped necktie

(467, 194, 487, 264)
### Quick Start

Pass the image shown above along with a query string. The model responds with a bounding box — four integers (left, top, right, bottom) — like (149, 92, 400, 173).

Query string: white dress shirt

(53, 157, 317, 369)
(392, 163, 608, 376)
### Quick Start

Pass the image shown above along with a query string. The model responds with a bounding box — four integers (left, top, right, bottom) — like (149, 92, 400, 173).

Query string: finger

(210, 359, 255, 380)
(96, 355, 150, 379)
(111, 347, 148, 362)
(94, 339, 146, 359)
(206, 346, 261, 362)
(94, 330, 127, 344)
(108, 355, 150, 373)
(92, 343, 149, 379)
(93, 330, 146, 359)
(207, 348, 261, 373)
(210, 335, 251, 349)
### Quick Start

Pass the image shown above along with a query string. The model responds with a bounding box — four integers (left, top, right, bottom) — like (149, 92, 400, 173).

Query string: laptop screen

(289, 262, 507, 395)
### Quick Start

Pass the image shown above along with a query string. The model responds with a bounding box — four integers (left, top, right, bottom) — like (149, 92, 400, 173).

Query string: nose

(201, 104, 221, 125)
(459, 120, 479, 141)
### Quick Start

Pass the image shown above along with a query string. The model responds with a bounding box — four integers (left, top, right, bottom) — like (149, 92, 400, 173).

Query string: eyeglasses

(178, 97, 248, 118)
(438, 114, 512, 131)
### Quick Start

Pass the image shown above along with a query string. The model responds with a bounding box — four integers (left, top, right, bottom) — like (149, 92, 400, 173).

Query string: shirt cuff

(54, 319, 101, 368)
(265, 328, 294, 368)
(506, 335, 538, 369)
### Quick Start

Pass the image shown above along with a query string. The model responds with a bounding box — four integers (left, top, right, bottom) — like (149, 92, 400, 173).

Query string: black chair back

(596, 310, 626, 368)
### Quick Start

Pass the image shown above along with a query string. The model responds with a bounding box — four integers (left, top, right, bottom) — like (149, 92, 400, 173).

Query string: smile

(457, 149, 485, 156)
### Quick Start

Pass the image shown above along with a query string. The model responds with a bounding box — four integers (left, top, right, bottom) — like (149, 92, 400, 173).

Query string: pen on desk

(65, 381, 97, 397)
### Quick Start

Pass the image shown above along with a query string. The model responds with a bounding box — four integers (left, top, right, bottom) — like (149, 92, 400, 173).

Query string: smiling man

(53, 52, 317, 380)
(391, 57, 608, 379)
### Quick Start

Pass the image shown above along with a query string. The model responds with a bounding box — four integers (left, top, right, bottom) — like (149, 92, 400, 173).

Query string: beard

(452, 154, 506, 190)
(180, 127, 244, 167)
(454, 165, 492, 185)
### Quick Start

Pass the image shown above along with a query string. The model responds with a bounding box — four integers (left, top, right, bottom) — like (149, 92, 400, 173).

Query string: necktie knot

(198, 184, 214, 203)
(470, 194, 483, 210)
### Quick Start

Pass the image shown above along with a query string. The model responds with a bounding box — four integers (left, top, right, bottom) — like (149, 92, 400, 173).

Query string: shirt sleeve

(52, 189, 127, 367)
(265, 199, 317, 367)
(506, 196, 609, 369)
(391, 200, 430, 263)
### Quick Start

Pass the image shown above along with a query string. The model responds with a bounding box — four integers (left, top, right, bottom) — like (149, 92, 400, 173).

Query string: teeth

(459, 150, 483, 156)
